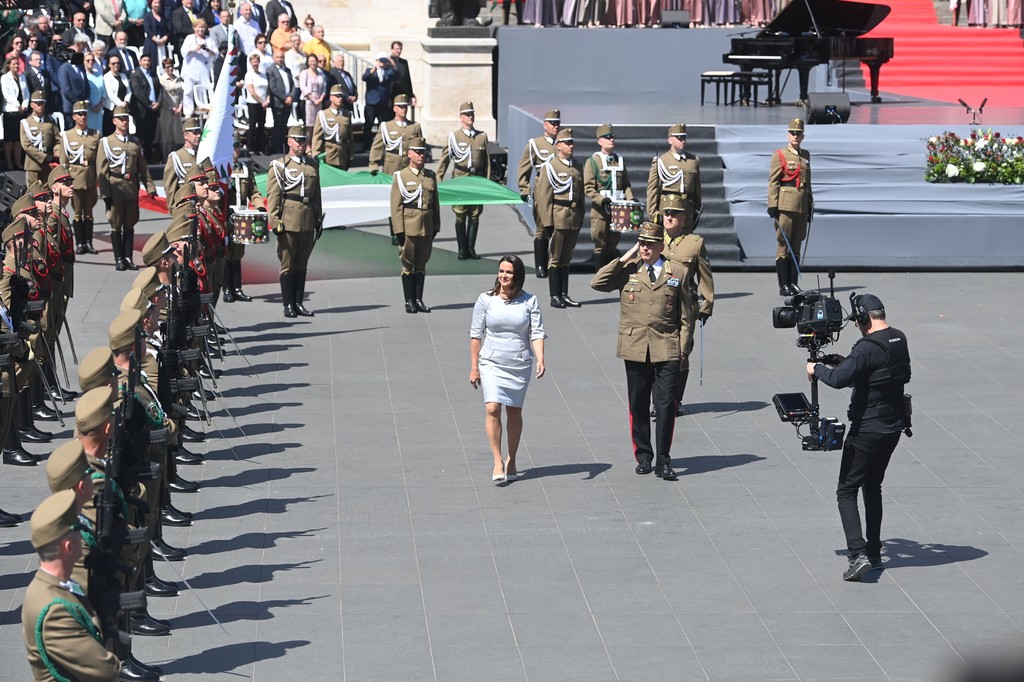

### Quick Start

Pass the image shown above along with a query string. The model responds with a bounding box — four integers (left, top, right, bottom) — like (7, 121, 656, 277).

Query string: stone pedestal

(419, 30, 497, 147)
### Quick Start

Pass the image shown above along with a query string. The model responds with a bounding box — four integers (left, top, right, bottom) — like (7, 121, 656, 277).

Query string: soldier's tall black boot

(454, 217, 468, 260)
(281, 273, 297, 318)
(402, 273, 417, 313)
(775, 259, 788, 296)
(73, 219, 86, 254)
(294, 270, 314, 316)
(787, 257, 802, 295)
(233, 261, 253, 301)
(222, 261, 236, 303)
(122, 228, 139, 270)
(84, 218, 98, 254)
(28, 377, 57, 425)
(534, 239, 548, 278)
(2, 405, 38, 466)
(111, 231, 126, 270)
(413, 272, 431, 312)
(548, 267, 564, 308)
(560, 267, 581, 307)
(466, 219, 481, 259)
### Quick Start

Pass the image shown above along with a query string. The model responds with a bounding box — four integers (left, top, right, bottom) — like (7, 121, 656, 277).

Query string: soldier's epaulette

(423, 169, 436, 179)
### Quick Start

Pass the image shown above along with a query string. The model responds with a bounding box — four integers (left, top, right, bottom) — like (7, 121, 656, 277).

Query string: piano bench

(700, 71, 738, 106)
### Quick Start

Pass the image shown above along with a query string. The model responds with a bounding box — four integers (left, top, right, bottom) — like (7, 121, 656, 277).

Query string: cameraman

(807, 294, 911, 582)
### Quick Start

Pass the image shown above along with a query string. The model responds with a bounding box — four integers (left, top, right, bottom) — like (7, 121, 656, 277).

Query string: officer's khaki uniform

(227, 161, 264, 262)
(369, 120, 422, 176)
(584, 151, 634, 265)
(646, 150, 702, 229)
(96, 132, 157, 234)
(55, 127, 100, 224)
(391, 165, 440, 274)
(162, 146, 199, 208)
(311, 108, 352, 170)
(267, 153, 322, 275)
(663, 230, 714, 402)
(516, 134, 557, 242)
(768, 145, 812, 261)
(20, 116, 56, 188)
(437, 127, 490, 221)
(533, 156, 583, 270)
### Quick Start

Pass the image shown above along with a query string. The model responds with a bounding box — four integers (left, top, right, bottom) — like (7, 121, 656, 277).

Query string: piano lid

(762, 0, 891, 37)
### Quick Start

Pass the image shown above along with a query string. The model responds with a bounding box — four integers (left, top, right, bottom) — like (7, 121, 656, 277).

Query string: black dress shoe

(536, 267, 547, 278)
(84, 242, 98, 255)
(180, 424, 206, 443)
(413, 300, 430, 313)
(192, 389, 216, 402)
(169, 475, 199, 493)
(655, 465, 679, 481)
(183, 405, 208, 422)
(283, 304, 298, 318)
(295, 304, 315, 317)
(676, 404, 687, 417)
(144, 575, 180, 598)
(50, 386, 79, 401)
(561, 295, 582, 308)
(164, 503, 194, 520)
(123, 259, 139, 271)
(549, 296, 565, 309)
(32, 405, 60, 421)
(222, 288, 235, 303)
(161, 507, 193, 526)
(115, 259, 127, 271)
(404, 300, 417, 314)
(213, 322, 228, 334)
(174, 448, 204, 465)
(0, 508, 20, 527)
(18, 427, 53, 443)
(3, 448, 39, 466)
(151, 538, 186, 561)
(75, 244, 87, 255)
(197, 365, 222, 380)
(130, 613, 170, 636)
(118, 657, 161, 681)
(635, 462, 653, 475)
(234, 288, 253, 302)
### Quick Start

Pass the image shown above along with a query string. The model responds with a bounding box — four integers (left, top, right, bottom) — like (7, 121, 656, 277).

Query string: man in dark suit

(361, 53, 395, 150)
(129, 54, 162, 161)
(61, 12, 96, 46)
(106, 31, 140, 72)
(389, 41, 416, 122)
(58, 52, 91, 128)
(266, 49, 300, 154)
(327, 53, 357, 115)
(25, 52, 50, 107)
(265, 0, 295, 27)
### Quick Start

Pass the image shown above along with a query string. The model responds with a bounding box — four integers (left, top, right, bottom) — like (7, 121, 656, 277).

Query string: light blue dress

(470, 291, 546, 408)
(86, 68, 105, 132)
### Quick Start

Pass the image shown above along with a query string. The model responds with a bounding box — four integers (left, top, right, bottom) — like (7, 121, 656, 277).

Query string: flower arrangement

(925, 130, 1024, 184)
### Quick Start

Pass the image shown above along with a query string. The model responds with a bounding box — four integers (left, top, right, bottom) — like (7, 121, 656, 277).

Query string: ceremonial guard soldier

(267, 125, 322, 318)
(20, 91, 56, 188)
(646, 123, 702, 230)
(22, 491, 121, 682)
(55, 101, 101, 255)
(96, 103, 157, 271)
(584, 123, 634, 269)
(515, 108, 560, 278)
(660, 193, 714, 414)
(161, 117, 203, 208)
(533, 127, 583, 309)
(437, 101, 490, 260)
(369, 93, 422, 176)
(312, 84, 353, 170)
(591, 222, 684, 481)
(390, 137, 439, 314)
(768, 118, 813, 296)
(224, 135, 264, 302)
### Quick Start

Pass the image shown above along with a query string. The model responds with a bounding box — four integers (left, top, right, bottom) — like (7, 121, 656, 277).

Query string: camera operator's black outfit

(813, 326, 910, 573)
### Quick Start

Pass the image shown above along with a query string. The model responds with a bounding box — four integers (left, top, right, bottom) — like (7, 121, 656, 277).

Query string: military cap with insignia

(544, 109, 561, 123)
(46, 165, 73, 187)
(172, 183, 200, 206)
(637, 221, 665, 243)
(132, 265, 159, 292)
(30, 490, 79, 549)
(183, 117, 202, 132)
(661, 194, 685, 213)
(407, 137, 427, 152)
(329, 84, 344, 96)
(28, 181, 52, 201)
(668, 123, 687, 137)
(108, 308, 143, 351)
(393, 94, 410, 106)
(596, 124, 614, 139)
(555, 128, 574, 143)
(46, 441, 90, 494)
(459, 101, 475, 114)
(73, 100, 90, 114)
(120, 287, 154, 313)
(141, 232, 171, 266)
(788, 118, 806, 133)
(288, 125, 306, 140)
(75, 386, 115, 435)
(112, 103, 130, 118)
(30, 90, 47, 103)
(165, 215, 192, 243)
(78, 347, 116, 393)
(11, 193, 36, 216)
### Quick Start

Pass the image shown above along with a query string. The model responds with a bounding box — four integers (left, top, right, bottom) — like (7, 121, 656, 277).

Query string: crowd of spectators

(509, 0, 785, 28)
(951, 0, 1022, 27)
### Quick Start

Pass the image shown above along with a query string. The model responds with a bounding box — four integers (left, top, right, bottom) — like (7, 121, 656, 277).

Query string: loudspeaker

(660, 9, 691, 26)
(805, 92, 851, 124)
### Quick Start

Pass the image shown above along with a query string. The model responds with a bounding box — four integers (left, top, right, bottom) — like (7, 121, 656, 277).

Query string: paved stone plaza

(1, 203, 1023, 681)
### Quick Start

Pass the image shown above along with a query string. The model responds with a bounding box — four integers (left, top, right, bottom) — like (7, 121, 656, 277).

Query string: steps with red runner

(860, 0, 1024, 108)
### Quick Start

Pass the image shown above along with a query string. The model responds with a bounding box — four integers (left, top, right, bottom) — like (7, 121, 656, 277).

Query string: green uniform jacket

(266, 154, 322, 233)
(311, 108, 352, 168)
(162, 147, 199, 207)
(646, 150, 702, 220)
(437, 128, 490, 180)
(21, 569, 120, 682)
(96, 133, 156, 201)
(768, 146, 813, 215)
(533, 157, 583, 231)
(390, 167, 440, 238)
(591, 257, 683, 364)
(368, 120, 422, 175)
(20, 115, 56, 174)
(55, 128, 100, 192)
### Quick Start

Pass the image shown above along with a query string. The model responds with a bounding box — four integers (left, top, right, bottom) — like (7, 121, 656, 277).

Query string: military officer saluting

(312, 84, 353, 171)
(437, 101, 490, 260)
(391, 137, 440, 314)
(21, 490, 121, 682)
(55, 101, 101, 255)
(21, 91, 56, 188)
(534, 127, 584, 309)
(591, 222, 684, 481)
(768, 117, 813, 296)
(647, 123, 702, 231)
(267, 125, 322, 319)
(661, 193, 714, 415)
(96, 103, 157, 271)
(162, 117, 204, 208)
(516, 109, 560, 278)
(584, 123, 634, 269)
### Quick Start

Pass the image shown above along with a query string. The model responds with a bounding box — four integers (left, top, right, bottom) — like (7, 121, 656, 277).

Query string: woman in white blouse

(102, 53, 132, 135)
(1, 55, 29, 170)
(180, 18, 215, 117)
(284, 32, 306, 78)
(244, 51, 270, 154)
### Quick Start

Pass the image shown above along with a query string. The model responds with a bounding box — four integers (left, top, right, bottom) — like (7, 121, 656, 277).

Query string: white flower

(973, 161, 986, 172)
(946, 164, 960, 177)
(976, 137, 987, 150)
(929, 136, 938, 143)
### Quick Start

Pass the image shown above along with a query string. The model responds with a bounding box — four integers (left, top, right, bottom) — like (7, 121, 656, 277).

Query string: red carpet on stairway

(860, 0, 1024, 108)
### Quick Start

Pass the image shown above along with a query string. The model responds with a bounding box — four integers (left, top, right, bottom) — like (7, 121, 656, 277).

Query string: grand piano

(723, 0, 894, 105)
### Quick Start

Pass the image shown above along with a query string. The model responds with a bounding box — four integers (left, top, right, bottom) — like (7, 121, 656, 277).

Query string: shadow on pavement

(160, 640, 310, 675)
(677, 453, 766, 475)
(522, 462, 613, 480)
(188, 529, 327, 556)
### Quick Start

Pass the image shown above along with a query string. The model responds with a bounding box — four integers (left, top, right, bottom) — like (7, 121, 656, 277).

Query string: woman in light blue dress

(469, 256, 546, 483)
(83, 51, 106, 133)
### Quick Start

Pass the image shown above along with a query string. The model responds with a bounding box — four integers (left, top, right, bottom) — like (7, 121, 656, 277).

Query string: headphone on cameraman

(850, 293, 870, 327)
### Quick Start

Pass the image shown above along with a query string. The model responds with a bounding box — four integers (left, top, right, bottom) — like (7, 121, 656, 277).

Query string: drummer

(223, 134, 265, 303)
(583, 123, 635, 270)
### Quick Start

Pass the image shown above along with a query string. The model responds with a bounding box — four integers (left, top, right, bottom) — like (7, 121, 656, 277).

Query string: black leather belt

(553, 200, 577, 208)
(780, 180, 798, 187)
(284, 194, 310, 204)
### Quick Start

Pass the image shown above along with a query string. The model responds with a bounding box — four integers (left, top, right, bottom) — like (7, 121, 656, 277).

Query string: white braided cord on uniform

(101, 137, 128, 173)
(318, 110, 341, 142)
(379, 123, 403, 154)
(529, 137, 553, 168)
(61, 132, 85, 165)
(271, 159, 306, 196)
(171, 150, 194, 179)
(657, 156, 685, 193)
(446, 131, 473, 169)
(21, 117, 44, 150)
(543, 159, 574, 201)
(394, 172, 423, 209)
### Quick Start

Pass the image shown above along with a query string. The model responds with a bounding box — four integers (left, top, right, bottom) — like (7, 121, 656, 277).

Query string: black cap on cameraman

(847, 293, 884, 321)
